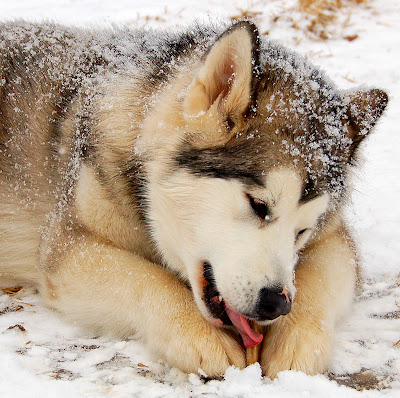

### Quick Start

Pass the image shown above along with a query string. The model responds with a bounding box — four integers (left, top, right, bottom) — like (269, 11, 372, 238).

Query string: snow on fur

(0, 0, 399, 396)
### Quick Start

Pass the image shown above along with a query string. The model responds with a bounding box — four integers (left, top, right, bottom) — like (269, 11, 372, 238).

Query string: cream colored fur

(0, 204, 42, 285)
(261, 219, 357, 377)
(39, 229, 246, 375)
(147, 167, 333, 322)
(183, 27, 252, 118)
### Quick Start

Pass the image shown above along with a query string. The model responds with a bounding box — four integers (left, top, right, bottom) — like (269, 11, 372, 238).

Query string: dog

(0, 20, 388, 378)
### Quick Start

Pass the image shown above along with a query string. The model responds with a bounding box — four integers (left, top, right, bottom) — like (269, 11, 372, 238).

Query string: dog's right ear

(183, 21, 260, 123)
(345, 88, 388, 158)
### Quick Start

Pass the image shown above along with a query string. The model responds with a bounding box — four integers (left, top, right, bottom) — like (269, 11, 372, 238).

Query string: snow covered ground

(0, 0, 399, 396)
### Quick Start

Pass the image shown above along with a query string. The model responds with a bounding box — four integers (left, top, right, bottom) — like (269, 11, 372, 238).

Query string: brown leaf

(0, 305, 23, 316)
(7, 324, 26, 332)
(344, 34, 359, 41)
(2, 286, 24, 295)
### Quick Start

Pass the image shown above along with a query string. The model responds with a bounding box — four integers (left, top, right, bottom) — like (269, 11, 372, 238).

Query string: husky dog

(0, 20, 388, 378)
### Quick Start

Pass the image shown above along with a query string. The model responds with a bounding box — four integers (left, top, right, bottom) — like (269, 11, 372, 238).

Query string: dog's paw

(260, 315, 333, 379)
(150, 318, 246, 377)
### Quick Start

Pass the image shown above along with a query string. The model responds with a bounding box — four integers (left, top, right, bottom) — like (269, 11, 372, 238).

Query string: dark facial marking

(175, 141, 265, 186)
(299, 177, 320, 203)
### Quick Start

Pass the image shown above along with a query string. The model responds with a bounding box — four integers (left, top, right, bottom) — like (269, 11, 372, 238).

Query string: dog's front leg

(260, 223, 357, 378)
(40, 231, 245, 377)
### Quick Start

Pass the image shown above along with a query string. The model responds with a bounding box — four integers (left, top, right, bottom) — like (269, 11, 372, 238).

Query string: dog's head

(143, 22, 388, 343)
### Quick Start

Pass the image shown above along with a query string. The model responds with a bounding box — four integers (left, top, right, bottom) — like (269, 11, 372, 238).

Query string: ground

(0, 0, 399, 397)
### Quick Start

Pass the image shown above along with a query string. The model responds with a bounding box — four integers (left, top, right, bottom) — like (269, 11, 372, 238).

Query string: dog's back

(0, 22, 112, 283)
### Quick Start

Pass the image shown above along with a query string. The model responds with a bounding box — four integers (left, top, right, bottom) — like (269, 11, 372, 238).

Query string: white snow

(0, 0, 399, 396)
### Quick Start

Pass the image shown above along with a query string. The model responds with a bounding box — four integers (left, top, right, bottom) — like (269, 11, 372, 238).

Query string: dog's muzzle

(201, 261, 264, 347)
(199, 261, 292, 347)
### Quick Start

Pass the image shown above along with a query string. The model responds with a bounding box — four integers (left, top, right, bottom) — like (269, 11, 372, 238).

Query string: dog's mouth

(202, 262, 231, 324)
(201, 262, 263, 348)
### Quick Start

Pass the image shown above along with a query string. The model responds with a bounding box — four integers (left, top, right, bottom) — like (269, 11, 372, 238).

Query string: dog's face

(143, 22, 387, 337)
(149, 164, 329, 325)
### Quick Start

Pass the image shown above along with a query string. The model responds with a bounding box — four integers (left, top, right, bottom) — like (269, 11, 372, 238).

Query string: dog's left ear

(184, 21, 260, 123)
(345, 88, 388, 157)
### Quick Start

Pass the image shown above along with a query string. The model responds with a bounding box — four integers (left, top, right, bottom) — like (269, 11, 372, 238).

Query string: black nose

(256, 287, 292, 321)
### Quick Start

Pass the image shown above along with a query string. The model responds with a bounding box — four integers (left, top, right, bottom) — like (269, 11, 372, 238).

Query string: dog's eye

(296, 229, 308, 240)
(247, 194, 270, 220)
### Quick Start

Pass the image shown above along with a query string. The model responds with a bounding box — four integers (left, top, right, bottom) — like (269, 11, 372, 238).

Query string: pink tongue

(225, 303, 263, 348)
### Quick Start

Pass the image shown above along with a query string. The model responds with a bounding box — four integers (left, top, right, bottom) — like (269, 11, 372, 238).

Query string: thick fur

(0, 21, 388, 377)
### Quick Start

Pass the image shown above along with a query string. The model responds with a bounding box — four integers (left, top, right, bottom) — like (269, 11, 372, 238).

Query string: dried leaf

(0, 305, 23, 316)
(7, 324, 26, 332)
(2, 286, 24, 295)
(297, 0, 367, 40)
(344, 34, 359, 41)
